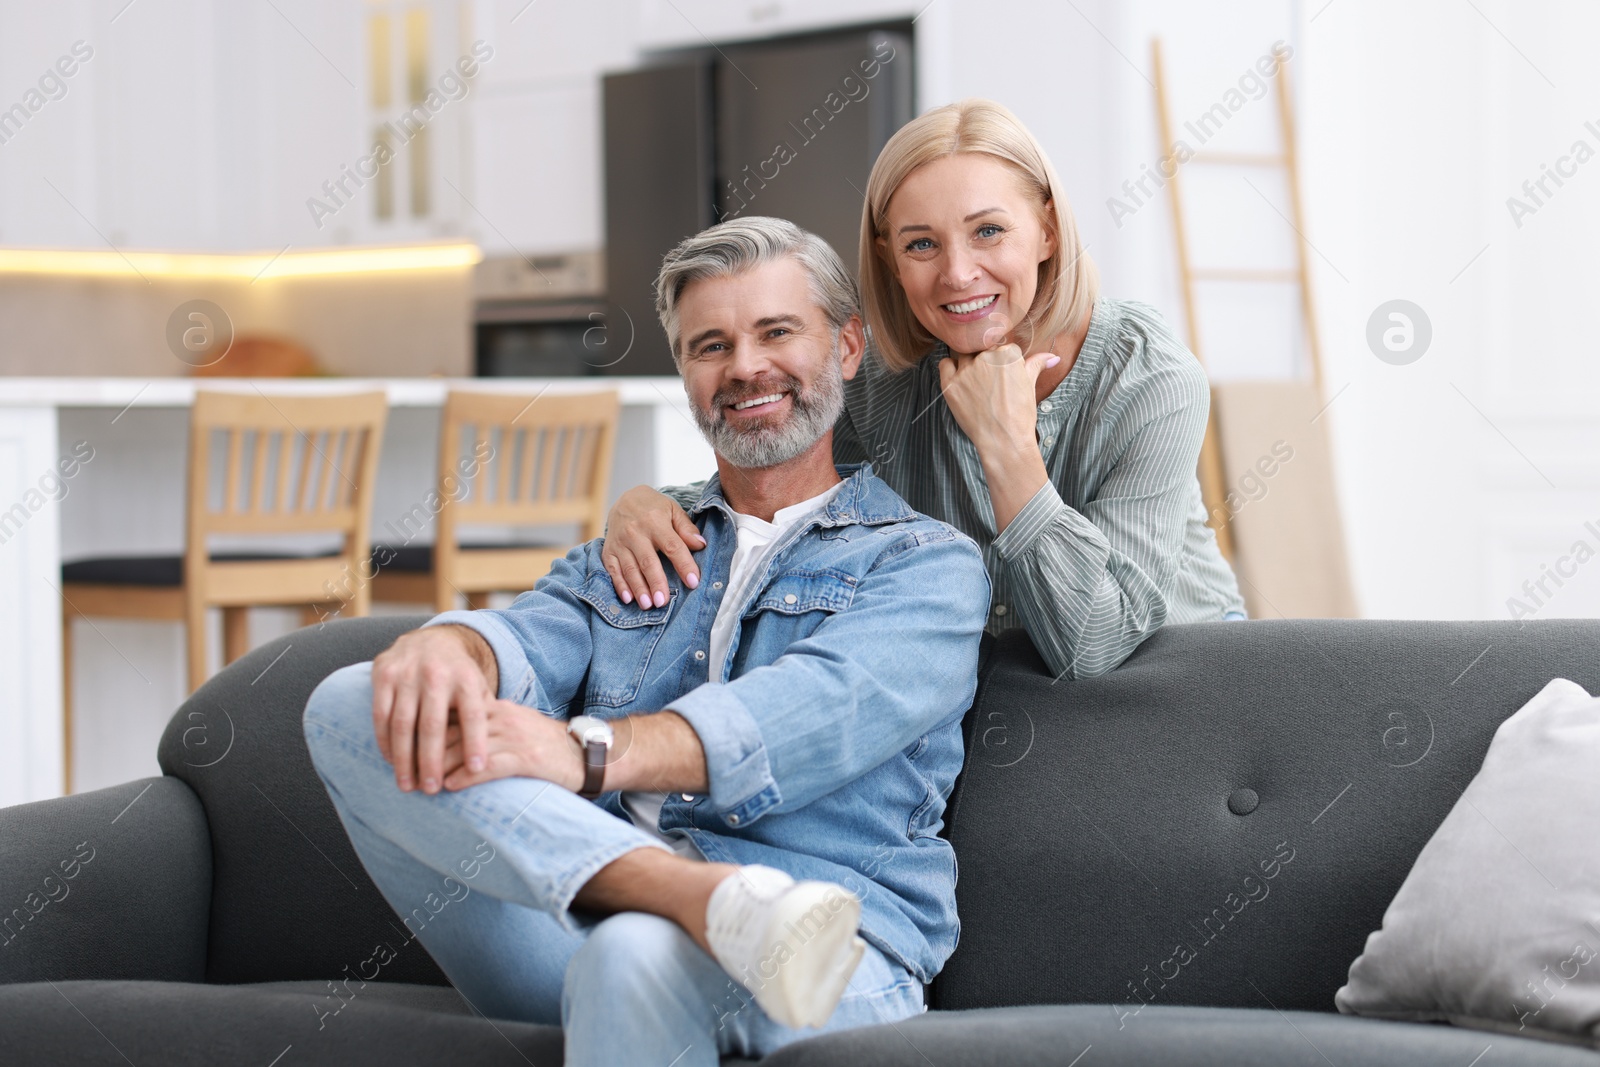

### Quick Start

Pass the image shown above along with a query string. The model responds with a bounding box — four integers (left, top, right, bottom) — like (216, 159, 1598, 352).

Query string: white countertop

(0, 376, 690, 407)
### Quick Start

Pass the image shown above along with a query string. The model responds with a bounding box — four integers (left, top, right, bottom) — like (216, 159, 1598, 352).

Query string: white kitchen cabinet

(468, 78, 604, 256)
(0, 0, 486, 253)
(458, 0, 638, 255)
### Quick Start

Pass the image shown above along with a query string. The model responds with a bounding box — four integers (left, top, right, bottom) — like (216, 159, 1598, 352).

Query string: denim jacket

(429, 463, 990, 982)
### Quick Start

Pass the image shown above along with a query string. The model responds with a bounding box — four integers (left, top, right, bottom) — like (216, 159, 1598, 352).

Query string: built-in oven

(474, 250, 629, 377)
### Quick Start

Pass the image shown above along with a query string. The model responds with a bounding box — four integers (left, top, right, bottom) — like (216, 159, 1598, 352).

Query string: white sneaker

(704, 864, 867, 1029)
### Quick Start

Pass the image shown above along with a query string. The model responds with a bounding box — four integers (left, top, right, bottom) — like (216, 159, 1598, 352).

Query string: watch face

(571, 716, 613, 747)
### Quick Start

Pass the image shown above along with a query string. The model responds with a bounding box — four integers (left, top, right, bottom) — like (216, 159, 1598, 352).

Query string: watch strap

(578, 738, 607, 799)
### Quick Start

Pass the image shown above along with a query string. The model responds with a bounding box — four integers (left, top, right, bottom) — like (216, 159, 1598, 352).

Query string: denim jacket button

(727, 813, 740, 826)
(681, 793, 695, 802)
(783, 593, 798, 604)
(694, 650, 706, 661)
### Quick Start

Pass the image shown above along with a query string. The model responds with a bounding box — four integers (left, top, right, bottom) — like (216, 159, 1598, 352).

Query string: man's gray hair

(654, 216, 860, 360)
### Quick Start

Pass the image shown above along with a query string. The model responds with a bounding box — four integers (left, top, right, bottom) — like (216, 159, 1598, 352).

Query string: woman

(602, 98, 1245, 679)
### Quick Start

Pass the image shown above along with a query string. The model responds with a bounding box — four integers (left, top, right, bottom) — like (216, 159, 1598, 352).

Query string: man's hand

(371, 625, 499, 794)
(438, 701, 586, 793)
(437, 710, 710, 796)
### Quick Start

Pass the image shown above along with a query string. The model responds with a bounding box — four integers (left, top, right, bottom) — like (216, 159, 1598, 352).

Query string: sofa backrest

(161, 614, 1600, 1011)
(933, 618, 1600, 1017)
(156, 615, 449, 986)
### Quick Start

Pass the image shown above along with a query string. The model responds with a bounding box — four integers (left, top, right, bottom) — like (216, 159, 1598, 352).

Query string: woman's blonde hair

(860, 98, 1099, 371)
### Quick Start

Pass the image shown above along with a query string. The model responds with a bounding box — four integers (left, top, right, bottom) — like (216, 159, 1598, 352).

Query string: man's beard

(691, 347, 845, 470)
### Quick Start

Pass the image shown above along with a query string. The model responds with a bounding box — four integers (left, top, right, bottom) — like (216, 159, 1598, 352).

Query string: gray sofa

(4, 614, 1600, 1065)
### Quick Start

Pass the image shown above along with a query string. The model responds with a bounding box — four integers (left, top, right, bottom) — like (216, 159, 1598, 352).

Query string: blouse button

(783, 593, 798, 604)
(995, 604, 1008, 617)
(1039, 400, 1054, 413)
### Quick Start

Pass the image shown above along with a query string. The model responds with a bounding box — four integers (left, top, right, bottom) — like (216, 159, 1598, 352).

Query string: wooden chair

(62, 390, 388, 789)
(372, 389, 620, 613)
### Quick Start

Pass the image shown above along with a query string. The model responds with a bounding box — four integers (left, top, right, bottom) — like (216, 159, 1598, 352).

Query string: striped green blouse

(665, 297, 1245, 679)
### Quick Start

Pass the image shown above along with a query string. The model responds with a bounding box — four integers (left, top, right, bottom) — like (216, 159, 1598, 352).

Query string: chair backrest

(435, 388, 621, 546)
(186, 390, 388, 610)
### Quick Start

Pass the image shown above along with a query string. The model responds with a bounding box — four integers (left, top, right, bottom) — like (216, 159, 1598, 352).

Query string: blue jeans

(302, 663, 925, 1067)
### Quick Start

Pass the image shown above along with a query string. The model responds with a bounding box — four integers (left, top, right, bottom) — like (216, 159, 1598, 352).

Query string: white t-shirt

(623, 480, 847, 857)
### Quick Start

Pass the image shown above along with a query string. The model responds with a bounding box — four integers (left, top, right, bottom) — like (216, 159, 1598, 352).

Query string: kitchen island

(0, 377, 712, 803)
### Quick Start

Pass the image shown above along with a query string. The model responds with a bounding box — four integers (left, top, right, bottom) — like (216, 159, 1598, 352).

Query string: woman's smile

(941, 294, 1000, 321)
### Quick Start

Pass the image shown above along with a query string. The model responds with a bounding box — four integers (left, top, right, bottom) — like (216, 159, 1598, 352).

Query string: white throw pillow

(1336, 677, 1600, 1047)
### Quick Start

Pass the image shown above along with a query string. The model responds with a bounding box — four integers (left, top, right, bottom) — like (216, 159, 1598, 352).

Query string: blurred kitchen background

(3, 0, 1599, 795)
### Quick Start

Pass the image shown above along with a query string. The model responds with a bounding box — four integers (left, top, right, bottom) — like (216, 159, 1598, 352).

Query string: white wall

(1300, 0, 1600, 621)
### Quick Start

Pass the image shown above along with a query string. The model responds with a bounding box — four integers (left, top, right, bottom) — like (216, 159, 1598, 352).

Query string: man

(302, 216, 990, 1066)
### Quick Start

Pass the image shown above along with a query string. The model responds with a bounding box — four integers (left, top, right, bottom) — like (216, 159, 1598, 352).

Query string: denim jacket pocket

(745, 568, 858, 617)
(572, 573, 673, 707)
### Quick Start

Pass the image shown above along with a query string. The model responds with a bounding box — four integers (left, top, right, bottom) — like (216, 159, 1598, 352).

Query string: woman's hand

(600, 485, 706, 608)
(938, 318, 1059, 533)
(937, 319, 1059, 455)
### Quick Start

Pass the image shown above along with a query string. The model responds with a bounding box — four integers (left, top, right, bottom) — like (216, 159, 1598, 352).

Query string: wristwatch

(566, 716, 614, 799)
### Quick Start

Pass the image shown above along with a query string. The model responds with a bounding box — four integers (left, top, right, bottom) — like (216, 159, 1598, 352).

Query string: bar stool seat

(370, 542, 567, 574)
(63, 552, 337, 586)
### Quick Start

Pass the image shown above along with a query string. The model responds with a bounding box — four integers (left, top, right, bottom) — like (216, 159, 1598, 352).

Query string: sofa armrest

(0, 777, 210, 983)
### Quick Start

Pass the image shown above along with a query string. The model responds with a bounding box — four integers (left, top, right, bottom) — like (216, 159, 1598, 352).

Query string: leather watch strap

(578, 739, 607, 799)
